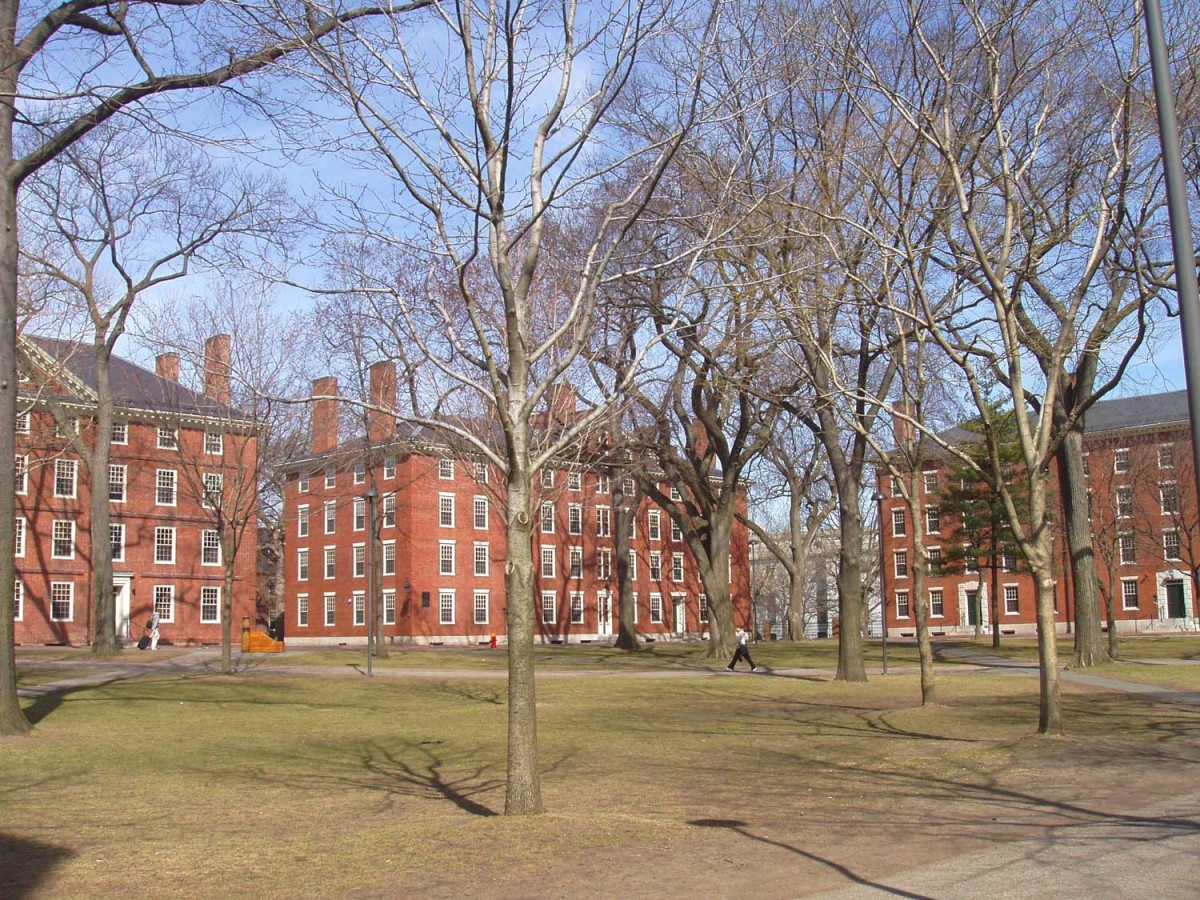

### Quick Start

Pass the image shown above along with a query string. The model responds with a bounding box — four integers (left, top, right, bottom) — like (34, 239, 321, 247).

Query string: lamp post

(872, 490, 889, 675)
(363, 487, 378, 677)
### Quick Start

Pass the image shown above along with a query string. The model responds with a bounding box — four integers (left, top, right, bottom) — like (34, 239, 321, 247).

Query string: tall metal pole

(873, 491, 889, 675)
(1144, 0, 1200, 618)
(364, 487, 378, 676)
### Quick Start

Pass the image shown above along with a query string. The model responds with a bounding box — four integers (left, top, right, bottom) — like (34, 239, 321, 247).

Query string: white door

(674, 597, 687, 635)
(597, 593, 612, 636)
(113, 576, 132, 643)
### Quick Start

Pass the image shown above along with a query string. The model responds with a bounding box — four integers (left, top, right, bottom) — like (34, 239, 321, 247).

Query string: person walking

(148, 609, 160, 651)
(727, 625, 757, 672)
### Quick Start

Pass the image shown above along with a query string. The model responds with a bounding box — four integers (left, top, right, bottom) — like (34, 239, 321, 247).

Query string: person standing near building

(727, 625, 756, 672)
(148, 609, 160, 651)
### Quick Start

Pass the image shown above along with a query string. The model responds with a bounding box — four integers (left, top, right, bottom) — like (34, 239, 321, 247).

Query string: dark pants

(728, 644, 755, 670)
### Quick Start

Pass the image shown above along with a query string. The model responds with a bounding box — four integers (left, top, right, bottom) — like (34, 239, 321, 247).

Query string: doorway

(673, 596, 687, 635)
(597, 592, 612, 637)
(1166, 579, 1187, 619)
(113, 575, 132, 644)
(967, 590, 980, 627)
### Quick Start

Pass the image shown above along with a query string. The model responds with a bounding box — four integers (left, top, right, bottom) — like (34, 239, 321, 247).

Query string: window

(569, 547, 583, 579)
(925, 507, 940, 534)
(474, 543, 489, 576)
(154, 584, 175, 622)
(15, 410, 29, 433)
(541, 591, 556, 624)
(1161, 482, 1179, 516)
(671, 552, 684, 582)
(202, 472, 223, 509)
(1164, 530, 1182, 561)
(1004, 585, 1020, 614)
(52, 520, 75, 559)
(298, 549, 309, 581)
(596, 506, 611, 537)
(1116, 487, 1133, 519)
(1001, 549, 1017, 572)
(541, 501, 555, 534)
(473, 461, 488, 483)
(649, 551, 662, 581)
(1119, 533, 1136, 565)
(14, 517, 24, 557)
(930, 588, 944, 617)
(298, 505, 310, 537)
(55, 459, 77, 498)
(568, 503, 582, 535)
(13, 579, 22, 621)
(890, 475, 902, 497)
(698, 594, 708, 624)
(923, 471, 937, 493)
(325, 500, 337, 534)
(669, 484, 681, 502)
(671, 520, 682, 543)
(157, 426, 177, 449)
(1082, 453, 1090, 477)
(896, 590, 910, 618)
(927, 547, 942, 576)
(648, 510, 661, 541)
(353, 592, 365, 626)
(382, 494, 396, 528)
(1122, 579, 1140, 611)
(205, 432, 223, 455)
(51, 582, 74, 621)
(109, 464, 126, 502)
(202, 530, 221, 566)
(353, 462, 366, 484)
(297, 593, 309, 627)
(893, 550, 908, 579)
(650, 593, 663, 624)
(439, 459, 455, 480)
(324, 546, 336, 579)
(597, 474, 610, 495)
(324, 593, 337, 626)
(1113, 448, 1130, 474)
(354, 497, 366, 531)
(384, 456, 397, 479)
(353, 544, 366, 578)
(598, 549, 612, 582)
(628, 517, 636, 540)
(541, 546, 555, 579)
(964, 549, 979, 574)
(384, 590, 396, 625)
(628, 550, 638, 581)
(474, 590, 489, 625)
(568, 471, 582, 491)
(439, 540, 456, 576)
(15, 454, 27, 494)
(325, 467, 336, 488)
(891, 507, 906, 537)
(299, 472, 310, 493)
(540, 468, 554, 488)
(201, 586, 220, 624)
(154, 527, 174, 564)
(1158, 444, 1175, 469)
(473, 496, 488, 530)
(156, 469, 177, 506)
(570, 592, 585, 624)
(383, 541, 396, 576)
(439, 494, 455, 528)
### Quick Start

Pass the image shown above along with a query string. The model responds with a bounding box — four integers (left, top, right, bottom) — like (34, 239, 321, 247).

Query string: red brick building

(879, 390, 1199, 637)
(14, 336, 258, 646)
(280, 363, 751, 645)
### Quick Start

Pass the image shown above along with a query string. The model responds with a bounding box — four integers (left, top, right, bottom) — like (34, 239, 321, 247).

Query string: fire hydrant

(490, 633, 497, 649)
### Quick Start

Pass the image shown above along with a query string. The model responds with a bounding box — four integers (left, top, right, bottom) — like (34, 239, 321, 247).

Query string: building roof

(1083, 389, 1189, 434)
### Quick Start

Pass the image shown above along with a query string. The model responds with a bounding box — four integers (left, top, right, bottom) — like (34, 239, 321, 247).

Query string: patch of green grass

(1100, 662, 1200, 692)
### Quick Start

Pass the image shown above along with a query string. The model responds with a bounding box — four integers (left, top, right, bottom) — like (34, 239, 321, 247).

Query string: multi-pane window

(1113, 448, 1130, 474)
(109, 464, 126, 502)
(891, 508, 906, 537)
(384, 456, 397, 479)
(893, 550, 908, 578)
(598, 549, 612, 582)
(474, 543, 489, 576)
(1004, 585, 1020, 614)
(540, 468, 554, 488)
(354, 497, 366, 531)
(1158, 444, 1175, 469)
(698, 594, 708, 624)
(55, 459, 77, 498)
(541, 546, 555, 578)
(50, 582, 74, 621)
(671, 552, 684, 582)
(15, 410, 29, 433)
(473, 496, 488, 530)
(383, 541, 396, 576)
(596, 506, 611, 537)
(383, 590, 396, 625)
(202, 472, 223, 509)
(669, 485, 681, 501)
(541, 591, 556, 624)
(353, 544, 366, 578)
(324, 547, 336, 579)
(650, 593, 663, 624)
(1122, 579, 1140, 610)
(1163, 530, 1182, 561)
(14, 517, 25, 557)
(1119, 533, 1136, 565)
(628, 550, 638, 581)
(439, 540, 456, 576)
(439, 590, 456, 625)
(13, 579, 22, 621)
(925, 507, 940, 534)
(52, 520, 75, 559)
(597, 475, 610, 495)
(154, 527, 175, 564)
(896, 590, 910, 618)
(649, 551, 662, 581)
(568, 504, 582, 535)
(56, 416, 79, 438)
(622, 477, 635, 495)
(382, 494, 396, 528)
(157, 426, 178, 450)
(474, 591, 489, 625)
(439, 458, 455, 480)
(541, 502, 555, 534)
(205, 432, 223, 455)
(298, 505, 310, 537)
(297, 593, 309, 627)
(1081, 453, 1090, 477)
(324, 593, 337, 626)
(926, 547, 942, 576)
(201, 586, 220, 623)
(325, 500, 337, 534)
(325, 467, 336, 488)
(353, 592, 365, 626)
(648, 510, 661, 541)
(297, 549, 309, 581)
(1001, 549, 1017, 572)
(569, 547, 583, 579)
(439, 494, 455, 527)
(298, 472, 309, 492)
(671, 520, 682, 543)
(570, 592, 585, 624)
(1160, 482, 1179, 516)
(154, 584, 175, 622)
(930, 589, 944, 617)
(923, 471, 938, 493)
(156, 469, 177, 505)
(628, 517, 636, 540)
(568, 471, 582, 492)
(202, 529, 222, 566)
(15, 454, 27, 494)
(473, 461, 488, 483)
(353, 462, 366, 484)
(890, 475, 902, 497)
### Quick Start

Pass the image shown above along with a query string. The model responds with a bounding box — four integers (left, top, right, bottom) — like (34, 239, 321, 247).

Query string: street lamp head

(871, 491, 886, 503)
(363, 487, 379, 500)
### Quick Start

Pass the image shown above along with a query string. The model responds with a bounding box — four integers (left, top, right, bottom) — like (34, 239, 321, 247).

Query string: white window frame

(1163, 530, 1182, 562)
(890, 507, 906, 537)
(353, 591, 366, 626)
(474, 590, 489, 625)
(1158, 444, 1175, 469)
(473, 460, 488, 483)
(1119, 532, 1136, 566)
(297, 548, 309, 581)
(439, 493, 455, 528)
(384, 590, 396, 625)
(541, 591, 557, 624)
(540, 468, 554, 488)
(648, 510, 661, 541)
(50, 581, 74, 622)
(202, 472, 223, 509)
(473, 496, 489, 530)
(205, 431, 223, 455)
(153, 584, 175, 623)
(353, 462, 366, 485)
(596, 506, 611, 538)
(698, 593, 708, 624)
(52, 520, 76, 560)
(439, 458, 455, 480)
(570, 591, 585, 624)
(439, 540, 456, 576)
(628, 550, 637, 581)
(157, 426, 178, 450)
(671, 552, 684, 582)
(540, 501, 555, 534)
(299, 472, 310, 493)
(383, 540, 396, 576)
(154, 526, 175, 564)
(15, 410, 29, 434)
(353, 543, 366, 578)
(474, 542, 489, 577)
(297, 593, 309, 627)
(384, 456, 397, 480)
(925, 506, 940, 534)
(929, 588, 944, 618)
(382, 493, 396, 528)
(298, 504, 310, 538)
(109, 464, 126, 503)
(1121, 578, 1140, 611)
(13, 578, 23, 621)
(201, 530, 221, 566)
(55, 458, 77, 499)
(650, 592, 663, 624)
(893, 550, 908, 579)
(569, 546, 583, 580)
(155, 468, 177, 506)
(201, 586, 221, 624)
(14, 454, 27, 495)
(541, 545, 555, 579)
(325, 500, 337, 534)
(325, 467, 336, 489)
(439, 589, 456, 625)
(324, 546, 336, 579)
(598, 548, 612, 581)
(568, 503, 583, 535)
(1003, 584, 1020, 615)
(568, 471, 582, 491)
(895, 590, 910, 619)
(649, 551, 662, 581)
(1113, 448, 1130, 473)
(1160, 481, 1179, 516)
(324, 592, 337, 626)
(597, 474, 611, 495)
(354, 497, 366, 531)
(14, 516, 25, 558)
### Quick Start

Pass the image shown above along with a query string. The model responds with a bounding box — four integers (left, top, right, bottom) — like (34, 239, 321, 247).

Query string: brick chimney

(203, 334, 232, 406)
(367, 360, 397, 444)
(312, 376, 339, 455)
(156, 352, 180, 383)
(546, 383, 577, 425)
(893, 400, 913, 447)
(689, 419, 710, 459)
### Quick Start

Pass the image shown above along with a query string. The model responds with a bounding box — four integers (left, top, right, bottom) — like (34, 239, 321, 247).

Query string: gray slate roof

(1083, 389, 1189, 433)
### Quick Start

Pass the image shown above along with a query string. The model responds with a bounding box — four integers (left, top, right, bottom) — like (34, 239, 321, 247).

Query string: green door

(967, 591, 980, 627)
(1166, 580, 1187, 619)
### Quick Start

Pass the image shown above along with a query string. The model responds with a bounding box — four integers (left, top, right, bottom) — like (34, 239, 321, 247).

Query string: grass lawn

(5, 659, 1200, 897)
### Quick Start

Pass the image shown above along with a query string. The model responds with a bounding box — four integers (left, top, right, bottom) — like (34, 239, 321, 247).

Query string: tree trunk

(786, 573, 806, 641)
(371, 497, 388, 659)
(698, 513, 736, 658)
(613, 487, 639, 651)
(222, 530, 235, 675)
(909, 484, 936, 705)
(1032, 562, 1063, 735)
(835, 500, 867, 682)
(989, 555, 1001, 649)
(89, 345, 118, 657)
(1102, 589, 1118, 659)
(1055, 425, 1107, 667)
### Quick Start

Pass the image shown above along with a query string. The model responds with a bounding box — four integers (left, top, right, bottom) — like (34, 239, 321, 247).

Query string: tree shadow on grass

(0, 832, 75, 898)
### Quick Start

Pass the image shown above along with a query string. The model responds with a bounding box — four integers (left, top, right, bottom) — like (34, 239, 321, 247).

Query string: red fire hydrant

(490, 633, 497, 649)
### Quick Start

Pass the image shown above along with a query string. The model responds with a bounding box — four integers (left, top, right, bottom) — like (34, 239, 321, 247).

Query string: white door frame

(673, 594, 687, 635)
(113, 574, 133, 643)
(597, 591, 612, 637)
